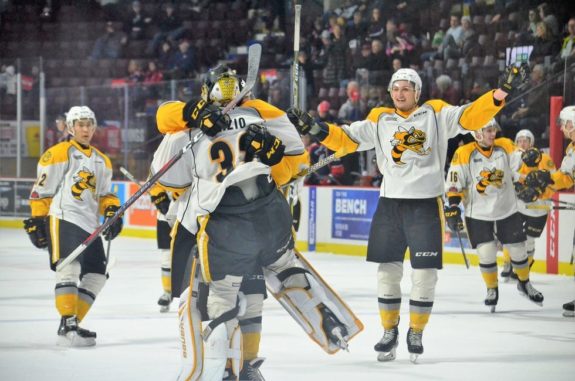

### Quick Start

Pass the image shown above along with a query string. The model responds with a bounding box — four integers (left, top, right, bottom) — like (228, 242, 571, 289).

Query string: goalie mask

(65, 106, 97, 136)
(201, 65, 241, 107)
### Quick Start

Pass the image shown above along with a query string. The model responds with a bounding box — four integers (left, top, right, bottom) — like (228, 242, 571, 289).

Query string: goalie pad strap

(276, 267, 311, 283)
(202, 304, 239, 340)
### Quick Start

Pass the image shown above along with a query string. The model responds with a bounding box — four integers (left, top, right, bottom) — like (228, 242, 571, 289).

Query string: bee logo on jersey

(390, 126, 431, 164)
(71, 167, 96, 200)
(475, 167, 504, 194)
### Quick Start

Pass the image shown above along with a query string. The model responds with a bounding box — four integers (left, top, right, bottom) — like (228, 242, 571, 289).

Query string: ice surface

(1, 228, 574, 381)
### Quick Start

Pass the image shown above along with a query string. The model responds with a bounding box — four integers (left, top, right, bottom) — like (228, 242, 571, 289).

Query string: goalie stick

(56, 43, 262, 271)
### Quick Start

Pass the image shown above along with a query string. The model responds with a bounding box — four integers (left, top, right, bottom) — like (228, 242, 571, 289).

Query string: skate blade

(332, 328, 349, 351)
(159, 305, 170, 313)
(562, 311, 575, 317)
(409, 353, 419, 363)
(57, 333, 96, 347)
(501, 276, 510, 283)
(376, 346, 397, 362)
(518, 292, 543, 307)
(489, 305, 496, 313)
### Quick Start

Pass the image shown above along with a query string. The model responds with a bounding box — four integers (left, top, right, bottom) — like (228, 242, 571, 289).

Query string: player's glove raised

(244, 124, 285, 166)
(521, 147, 542, 167)
(102, 205, 123, 241)
(498, 62, 530, 97)
(525, 169, 553, 191)
(182, 98, 230, 137)
(151, 192, 170, 215)
(444, 205, 464, 232)
(286, 107, 328, 137)
(23, 217, 48, 249)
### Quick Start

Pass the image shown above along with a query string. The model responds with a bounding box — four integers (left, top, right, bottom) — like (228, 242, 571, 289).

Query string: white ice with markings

(1, 228, 574, 381)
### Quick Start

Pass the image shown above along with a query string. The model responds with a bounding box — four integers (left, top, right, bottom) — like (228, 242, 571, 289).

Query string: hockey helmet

(201, 65, 241, 107)
(66, 106, 97, 135)
(473, 119, 500, 142)
(388, 68, 422, 93)
(514, 129, 535, 147)
(559, 105, 575, 130)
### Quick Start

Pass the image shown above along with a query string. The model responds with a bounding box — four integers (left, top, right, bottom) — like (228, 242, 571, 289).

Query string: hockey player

(23, 106, 123, 347)
(520, 105, 575, 317)
(445, 119, 544, 313)
(500, 129, 556, 280)
(149, 183, 176, 312)
(287, 64, 529, 362)
(152, 64, 360, 380)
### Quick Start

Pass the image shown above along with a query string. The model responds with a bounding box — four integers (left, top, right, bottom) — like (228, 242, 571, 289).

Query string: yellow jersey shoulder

(451, 142, 476, 165)
(494, 137, 515, 154)
(424, 99, 450, 113)
(92, 146, 114, 169)
(242, 99, 285, 120)
(39, 141, 72, 166)
(367, 107, 394, 123)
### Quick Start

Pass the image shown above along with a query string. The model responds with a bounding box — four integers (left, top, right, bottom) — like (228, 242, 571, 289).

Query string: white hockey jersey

(151, 99, 308, 235)
(551, 142, 575, 190)
(29, 140, 120, 233)
(318, 90, 505, 198)
(446, 138, 518, 221)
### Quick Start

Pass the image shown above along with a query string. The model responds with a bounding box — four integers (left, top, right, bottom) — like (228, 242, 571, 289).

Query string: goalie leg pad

(264, 249, 363, 354)
(177, 260, 205, 381)
(201, 323, 242, 381)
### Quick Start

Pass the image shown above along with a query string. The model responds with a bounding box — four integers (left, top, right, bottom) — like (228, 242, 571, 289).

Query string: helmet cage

(201, 65, 240, 107)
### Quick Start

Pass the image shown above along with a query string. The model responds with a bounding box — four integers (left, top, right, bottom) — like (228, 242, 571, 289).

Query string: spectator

(368, 38, 390, 87)
(560, 17, 575, 61)
(338, 80, 364, 122)
(90, 22, 127, 60)
(347, 10, 368, 43)
(122, 0, 152, 40)
(127, 59, 145, 83)
(537, 2, 559, 37)
(384, 19, 414, 64)
(146, 3, 187, 56)
(318, 26, 348, 88)
(431, 74, 460, 105)
(158, 40, 176, 72)
(170, 39, 195, 79)
(439, 15, 464, 61)
(352, 41, 373, 73)
(367, 7, 385, 39)
(144, 60, 163, 84)
(297, 50, 323, 103)
(420, 18, 448, 62)
(530, 21, 561, 64)
(392, 58, 402, 72)
(526, 9, 541, 39)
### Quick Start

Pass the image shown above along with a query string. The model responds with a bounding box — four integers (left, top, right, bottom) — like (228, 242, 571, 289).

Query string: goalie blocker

(177, 251, 364, 380)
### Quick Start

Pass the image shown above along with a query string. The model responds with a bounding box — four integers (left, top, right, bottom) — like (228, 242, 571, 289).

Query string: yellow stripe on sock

(55, 294, 77, 317)
(242, 332, 261, 361)
(481, 271, 498, 289)
(379, 310, 400, 330)
(409, 312, 430, 331)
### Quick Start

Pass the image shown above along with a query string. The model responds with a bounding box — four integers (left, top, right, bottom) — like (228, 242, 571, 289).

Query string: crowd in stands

(1, 0, 574, 186)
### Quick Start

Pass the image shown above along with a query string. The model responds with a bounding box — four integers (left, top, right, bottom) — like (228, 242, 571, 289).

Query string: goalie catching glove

(244, 124, 285, 166)
(444, 205, 464, 232)
(182, 98, 230, 137)
(525, 169, 553, 191)
(498, 62, 530, 97)
(286, 107, 329, 139)
(102, 205, 123, 241)
(521, 147, 542, 167)
(23, 217, 48, 249)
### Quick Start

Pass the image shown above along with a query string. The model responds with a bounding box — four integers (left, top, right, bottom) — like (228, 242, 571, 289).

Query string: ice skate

(563, 300, 574, 317)
(374, 325, 398, 362)
(517, 280, 544, 306)
(157, 292, 172, 313)
(406, 328, 423, 363)
(484, 287, 499, 313)
(238, 357, 265, 381)
(500, 262, 512, 282)
(319, 306, 349, 351)
(57, 316, 96, 347)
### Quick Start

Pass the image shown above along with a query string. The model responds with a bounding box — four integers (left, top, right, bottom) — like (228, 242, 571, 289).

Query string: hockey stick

(555, 199, 575, 208)
(291, 2, 301, 109)
(56, 44, 262, 272)
(119, 166, 146, 190)
(525, 205, 575, 211)
(455, 230, 470, 269)
(281, 151, 342, 190)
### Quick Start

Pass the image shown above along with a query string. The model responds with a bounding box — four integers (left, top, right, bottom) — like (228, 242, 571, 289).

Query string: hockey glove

(516, 184, 540, 203)
(244, 124, 286, 166)
(151, 192, 170, 215)
(521, 147, 542, 168)
(23, 217, 48, 249)
(102, 205, 123, 241)
(525, 169, 553, 191)
(444, 205, 464, 232)
(498, 62, 530, 97)
(182, 98, 230, 137)
(286, 107, 328, 138)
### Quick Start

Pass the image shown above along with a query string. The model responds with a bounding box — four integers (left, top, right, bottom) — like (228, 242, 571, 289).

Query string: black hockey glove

(182, 98, 230, 137)
(286, 107, 328, 138)
(23, 217, 48, 249)
(244, 124, 286, 166)
(151, 192, 170, 215)
(498, 62, 530, 97)
(516, 183, 540, 203)
(102, 205, 123, 241)
(444, 205, 464, 232)
(521, 147, 542, 168)
(525, 169, 553, 191)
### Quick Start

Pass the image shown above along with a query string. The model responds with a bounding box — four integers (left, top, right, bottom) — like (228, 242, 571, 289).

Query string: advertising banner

(331, 188, 378, 240)
(126, 183, 157, 227)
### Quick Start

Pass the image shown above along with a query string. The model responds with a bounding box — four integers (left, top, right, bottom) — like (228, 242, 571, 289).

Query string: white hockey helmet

(201, 64, 241, 107)
(387, 68, 422, 93)
(473, 118, 500, 142)
(559, 105, 575, 129)
(66, 106, 97, 135)
(514, 129, 535, 147)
